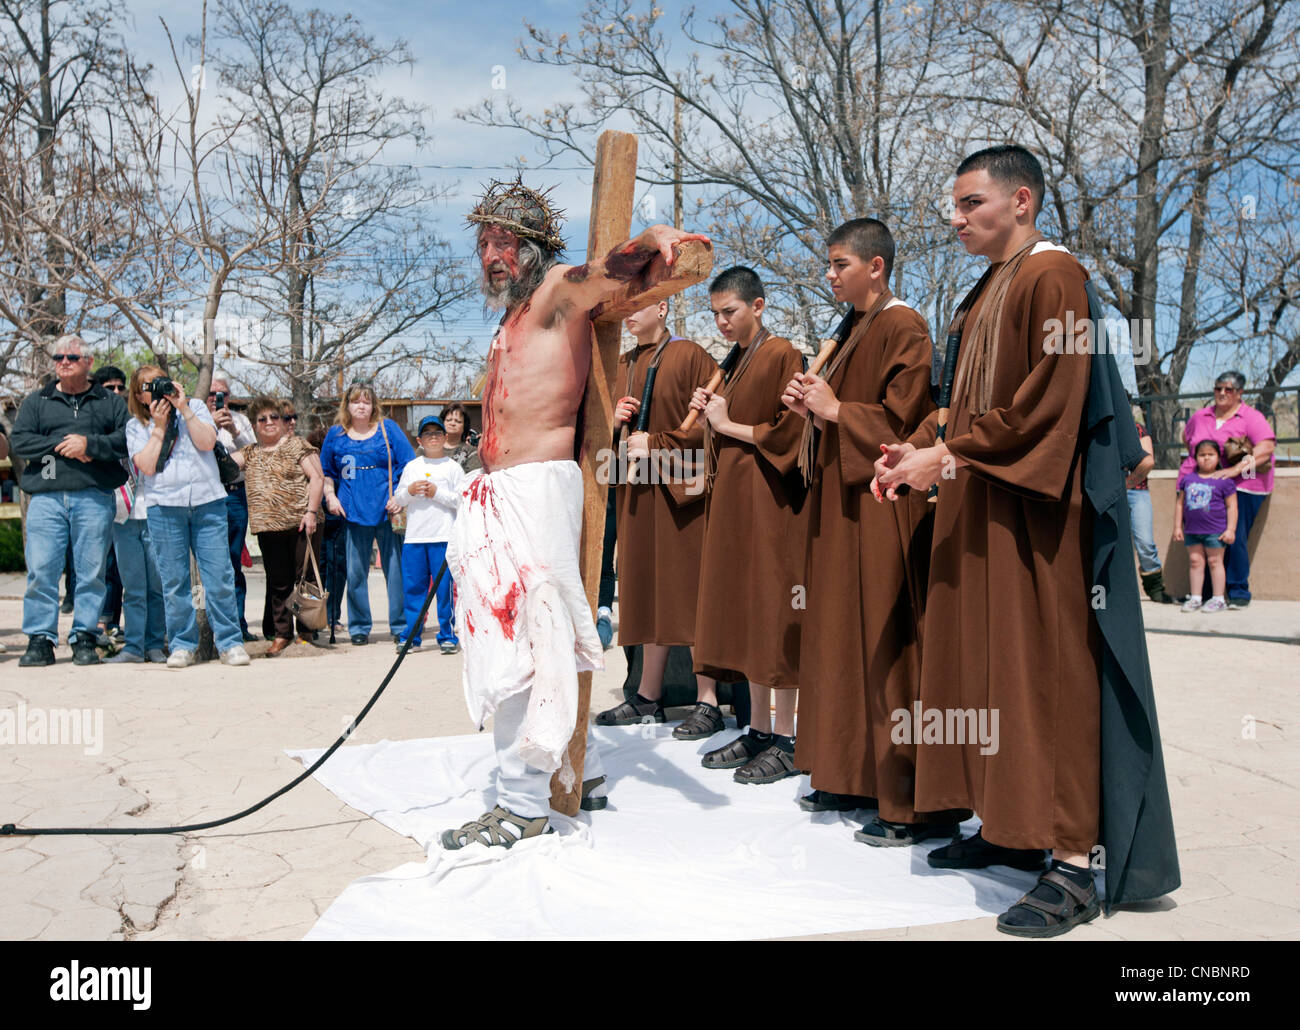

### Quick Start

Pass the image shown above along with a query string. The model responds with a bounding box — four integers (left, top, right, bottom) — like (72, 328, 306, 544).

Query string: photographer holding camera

(125, 365, 249, 668)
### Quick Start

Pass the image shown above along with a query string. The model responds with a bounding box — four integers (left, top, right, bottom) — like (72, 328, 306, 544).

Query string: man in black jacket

(10, 337, 128, 666)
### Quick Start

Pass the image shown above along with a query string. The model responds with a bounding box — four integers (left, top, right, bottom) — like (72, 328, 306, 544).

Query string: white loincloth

(447, 460, 604, 788)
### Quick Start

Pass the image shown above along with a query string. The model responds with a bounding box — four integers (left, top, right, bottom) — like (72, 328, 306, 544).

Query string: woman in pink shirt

(1181, 371, 1276, 607)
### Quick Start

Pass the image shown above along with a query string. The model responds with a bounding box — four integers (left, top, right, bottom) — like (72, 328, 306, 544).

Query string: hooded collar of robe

(1081, 279, 1181, 909)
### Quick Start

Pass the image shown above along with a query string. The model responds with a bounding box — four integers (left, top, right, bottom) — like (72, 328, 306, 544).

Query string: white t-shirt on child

(392, 455, 465, 543)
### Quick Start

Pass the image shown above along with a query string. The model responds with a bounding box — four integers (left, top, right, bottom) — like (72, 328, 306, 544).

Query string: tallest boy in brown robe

(781, 218, 940, 834)
(876, 146, 1105, 936)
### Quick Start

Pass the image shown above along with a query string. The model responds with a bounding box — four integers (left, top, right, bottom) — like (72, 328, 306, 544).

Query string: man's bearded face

(478, 226, 524, 306)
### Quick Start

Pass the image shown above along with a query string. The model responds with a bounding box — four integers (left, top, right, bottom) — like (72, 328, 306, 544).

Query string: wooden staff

(806, 336, 839, 376)
(549, 130, 713, 814)
(633, 362, 659, 433)
(678, 343, 741, 431)
(928, 326, 963, 503)
(812, 308, 858, 372)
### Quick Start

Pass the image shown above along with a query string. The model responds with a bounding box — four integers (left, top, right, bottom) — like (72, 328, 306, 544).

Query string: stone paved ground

(1, 569, 1296, 940)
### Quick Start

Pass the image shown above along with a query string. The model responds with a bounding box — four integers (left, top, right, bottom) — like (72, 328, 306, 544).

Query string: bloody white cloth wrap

(447, 459, 604, 789)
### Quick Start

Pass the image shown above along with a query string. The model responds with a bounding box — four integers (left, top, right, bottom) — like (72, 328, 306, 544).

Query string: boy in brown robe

(689, 267, 806, 781)
(781, 218, 943, 833)
(594, 299, 720, 726)
(874, 146, 1103, 935)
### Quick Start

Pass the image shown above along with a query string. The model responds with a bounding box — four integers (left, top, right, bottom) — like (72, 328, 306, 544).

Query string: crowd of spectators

(4, 339, 480, 665)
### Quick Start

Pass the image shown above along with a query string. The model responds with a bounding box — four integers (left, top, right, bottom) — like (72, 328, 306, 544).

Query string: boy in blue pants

(388, 416, 466, 652)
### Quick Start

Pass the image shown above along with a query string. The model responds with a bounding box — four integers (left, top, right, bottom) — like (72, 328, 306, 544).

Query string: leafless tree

(0, 0, 136, 389)
(951, 0, 1300, 454)
(204, 0, 473, 416)
(461, 0, 972, 345)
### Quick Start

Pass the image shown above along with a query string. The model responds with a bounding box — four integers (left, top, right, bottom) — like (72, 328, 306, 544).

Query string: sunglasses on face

(52, 353, 86, 363)
(103, 383, 126, 393)
(283, 414, 297, 421)
(1213, 386, 1239, 393)
(256, 414, 282, 423)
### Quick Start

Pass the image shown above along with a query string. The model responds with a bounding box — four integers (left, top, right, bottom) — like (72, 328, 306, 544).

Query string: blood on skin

(479, 308, 528, 468)
(563, 241, 652, 284)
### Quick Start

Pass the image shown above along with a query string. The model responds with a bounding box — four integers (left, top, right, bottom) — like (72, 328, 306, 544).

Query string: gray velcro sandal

(439, 805, 553, 850)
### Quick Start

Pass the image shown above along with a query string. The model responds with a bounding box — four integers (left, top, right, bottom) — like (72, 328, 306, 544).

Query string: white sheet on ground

(289, 726, 1033, 940)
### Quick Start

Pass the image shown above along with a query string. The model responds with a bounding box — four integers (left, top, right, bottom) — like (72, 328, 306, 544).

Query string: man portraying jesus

(440, 177, 707, 850)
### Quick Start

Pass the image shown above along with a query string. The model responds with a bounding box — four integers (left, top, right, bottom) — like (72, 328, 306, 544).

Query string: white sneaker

(146, 649, 168, 663)
(167, 650, 196, 669)
(220, 645, 250, 666)
(1180, 597, 1203, 613)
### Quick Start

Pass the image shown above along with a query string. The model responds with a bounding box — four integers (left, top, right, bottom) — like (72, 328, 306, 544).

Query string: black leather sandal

(996, 868, 1101, 938)
(702, 731, 769, 769)
(927, 829, 1048, 871)
(733, 744, 801, 784)
(798, 790, 877, 812)
(671, 702, 725, 740)
(854, 815, 963, 847)
(595, 696, 665, 726)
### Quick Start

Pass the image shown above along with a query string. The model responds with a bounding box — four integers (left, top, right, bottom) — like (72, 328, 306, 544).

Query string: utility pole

(673, 92, 687, 339)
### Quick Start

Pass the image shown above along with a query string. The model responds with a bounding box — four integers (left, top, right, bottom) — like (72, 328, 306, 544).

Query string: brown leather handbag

(288, 543, 329, 631)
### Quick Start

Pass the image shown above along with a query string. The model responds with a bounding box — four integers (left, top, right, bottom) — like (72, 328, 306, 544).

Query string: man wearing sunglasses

(9, 336, 129, 666)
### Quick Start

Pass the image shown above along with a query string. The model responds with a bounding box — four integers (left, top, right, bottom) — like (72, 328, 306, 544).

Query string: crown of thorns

(467, 176, 566, 252)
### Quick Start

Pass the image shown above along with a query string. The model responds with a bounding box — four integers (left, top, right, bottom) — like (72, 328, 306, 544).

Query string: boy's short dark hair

(956, 144, 1046, 215)
(827, 218, 895, 281)
(709, 266, 765, 303)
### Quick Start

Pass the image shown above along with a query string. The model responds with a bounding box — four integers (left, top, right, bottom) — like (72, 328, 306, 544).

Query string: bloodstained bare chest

(479, 307, 589, 468)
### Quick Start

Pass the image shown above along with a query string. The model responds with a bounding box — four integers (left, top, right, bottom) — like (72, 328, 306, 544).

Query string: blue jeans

(100, 543, 122, 628)
(401, 541, 455, 646)
(1126, 489, 1161, 573)
(225, 485, 250, 633)
(344, 519, 405, 638)
(1226, 491, 1267, 602)
(22, 490, 115, 642)
(147, 499, 243, 653)
(112, 520, 167, 656)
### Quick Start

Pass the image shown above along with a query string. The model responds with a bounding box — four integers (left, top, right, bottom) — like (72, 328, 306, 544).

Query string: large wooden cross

(548, 130, 713, 813)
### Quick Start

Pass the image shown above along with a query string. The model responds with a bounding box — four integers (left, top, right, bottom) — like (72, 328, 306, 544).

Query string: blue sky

(120, 0, 605, 350)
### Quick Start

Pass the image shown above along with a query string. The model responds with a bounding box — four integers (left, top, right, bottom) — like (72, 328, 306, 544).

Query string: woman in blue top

(319, 384, 416, 645)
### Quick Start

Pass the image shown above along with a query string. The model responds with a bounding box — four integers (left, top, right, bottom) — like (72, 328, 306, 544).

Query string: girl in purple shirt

(1175, 439, 1238, 613)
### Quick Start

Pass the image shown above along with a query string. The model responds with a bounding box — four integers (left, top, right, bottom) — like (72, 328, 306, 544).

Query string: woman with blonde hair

(318, 382, 415, 645)
(125, 365, 249, 668)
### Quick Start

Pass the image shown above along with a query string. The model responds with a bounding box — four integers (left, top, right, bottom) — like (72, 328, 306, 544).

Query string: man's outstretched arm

(552, 225, 710, 317)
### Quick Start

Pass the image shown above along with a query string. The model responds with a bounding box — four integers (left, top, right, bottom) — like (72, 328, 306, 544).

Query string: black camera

(213, 391, 226, 409)
(147, 377, 177, 403)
